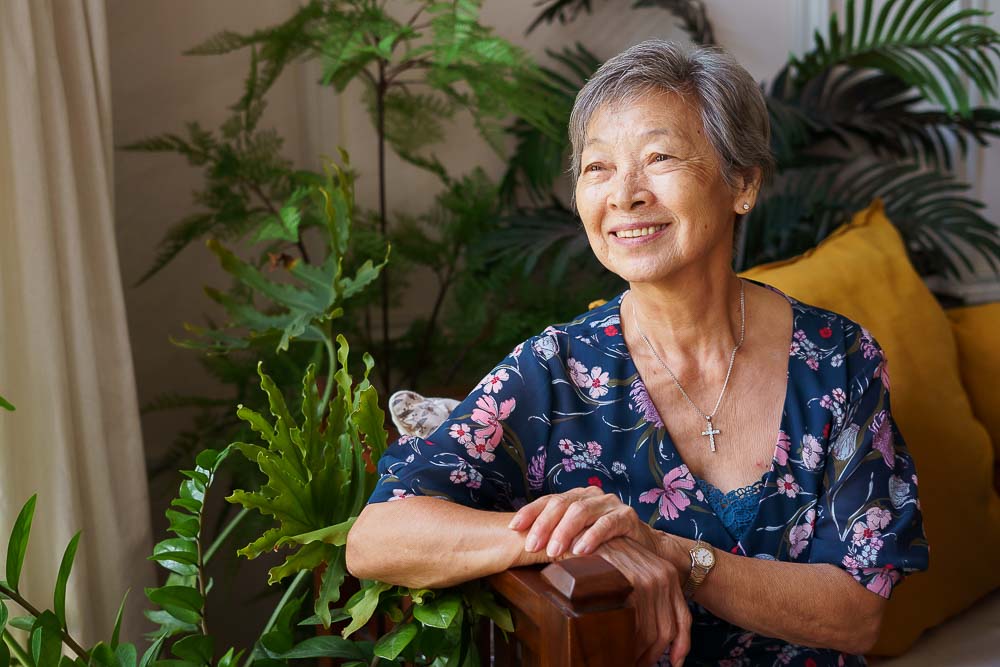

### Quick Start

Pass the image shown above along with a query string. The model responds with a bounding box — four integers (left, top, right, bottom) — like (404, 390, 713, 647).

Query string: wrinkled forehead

(581, 88, 706, 150)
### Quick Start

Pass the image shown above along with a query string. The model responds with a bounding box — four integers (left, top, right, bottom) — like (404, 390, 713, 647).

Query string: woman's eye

(652, 153, 673, 163)
(585, 163, 603, 173)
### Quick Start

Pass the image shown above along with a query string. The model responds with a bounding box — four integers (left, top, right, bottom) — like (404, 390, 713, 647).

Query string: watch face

(693, 547, 715, 568)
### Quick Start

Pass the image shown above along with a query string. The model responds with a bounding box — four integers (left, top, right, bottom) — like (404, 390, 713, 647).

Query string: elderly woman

(347, 40, 928, 666)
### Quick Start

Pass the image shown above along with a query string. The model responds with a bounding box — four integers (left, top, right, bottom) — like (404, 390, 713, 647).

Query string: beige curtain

(0, 0, 153, 647)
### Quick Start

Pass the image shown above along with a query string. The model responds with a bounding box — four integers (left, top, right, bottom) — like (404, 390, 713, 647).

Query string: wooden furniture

(483, 556, 637, 666)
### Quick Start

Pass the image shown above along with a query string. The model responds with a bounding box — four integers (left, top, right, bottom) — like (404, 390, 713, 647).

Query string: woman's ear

(732, 167, 762, 215)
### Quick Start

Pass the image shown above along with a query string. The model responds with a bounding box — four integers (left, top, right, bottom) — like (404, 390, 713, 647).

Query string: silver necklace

(629, 280, 746, 453)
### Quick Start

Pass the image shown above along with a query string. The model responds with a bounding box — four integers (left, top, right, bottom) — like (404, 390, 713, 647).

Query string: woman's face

(574, 89, 753, 285)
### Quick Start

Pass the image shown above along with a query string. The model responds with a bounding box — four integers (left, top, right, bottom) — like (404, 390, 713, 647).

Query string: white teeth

(614, 225, 665, 239)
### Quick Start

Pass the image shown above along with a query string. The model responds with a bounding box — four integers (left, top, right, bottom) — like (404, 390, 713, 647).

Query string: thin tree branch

(0, 584, 89, 662)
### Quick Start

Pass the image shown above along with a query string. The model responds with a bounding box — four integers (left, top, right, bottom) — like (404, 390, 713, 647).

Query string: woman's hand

(508, 486, 663, 559)
(594, 537, 691, 667)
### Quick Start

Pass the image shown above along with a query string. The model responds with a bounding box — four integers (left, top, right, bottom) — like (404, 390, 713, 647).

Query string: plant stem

(0, 585, 89, 662)
(3, 629, 32, 666)
(318, 328, 337, 418)
(204, 507, 251, 565)
(241, 569, 310, 667)
(375, 58, 392, 392)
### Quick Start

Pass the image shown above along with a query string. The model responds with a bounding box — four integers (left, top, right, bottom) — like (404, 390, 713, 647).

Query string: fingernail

(525, 535, 538, 552)
(572, 541, 588, 555)
(547, 540, 563, 558)
(508, 515, 522, 530)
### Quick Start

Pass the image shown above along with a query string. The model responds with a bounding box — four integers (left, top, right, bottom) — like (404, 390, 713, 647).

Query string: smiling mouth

(613, 224, 668, 239)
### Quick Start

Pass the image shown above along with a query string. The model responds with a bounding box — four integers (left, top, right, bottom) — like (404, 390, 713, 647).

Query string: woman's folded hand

(508, 486, 665, 560)
(593, 537, 691, 667)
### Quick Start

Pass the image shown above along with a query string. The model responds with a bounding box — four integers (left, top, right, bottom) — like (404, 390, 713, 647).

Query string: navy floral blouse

(369, 280, 930, 666)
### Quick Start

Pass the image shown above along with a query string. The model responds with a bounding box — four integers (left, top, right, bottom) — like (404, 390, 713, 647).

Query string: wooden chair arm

(484, 556, 636, 666)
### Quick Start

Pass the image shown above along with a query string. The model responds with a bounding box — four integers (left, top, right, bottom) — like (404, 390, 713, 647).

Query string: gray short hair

(568, 40, 774, 190)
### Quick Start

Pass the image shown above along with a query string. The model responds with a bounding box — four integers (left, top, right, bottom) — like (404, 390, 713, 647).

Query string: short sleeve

(367, 335, 554, 512)
(808, 327, 930, 599)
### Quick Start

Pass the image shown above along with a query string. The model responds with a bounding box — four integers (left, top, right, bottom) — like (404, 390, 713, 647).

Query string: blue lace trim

(695, 473, 766, 541)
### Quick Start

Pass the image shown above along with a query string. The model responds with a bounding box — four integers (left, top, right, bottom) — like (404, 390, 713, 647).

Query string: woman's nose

(608, 171, 650, 211)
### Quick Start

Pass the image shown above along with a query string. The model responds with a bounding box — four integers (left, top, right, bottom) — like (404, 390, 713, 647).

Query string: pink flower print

(820, 394, 834, 409)
(866, 506, 892, 530)
(449, 423, 473, 445)
(638, 464, 696, 520)
(388, 489, 414, 501)
(863, 565, 901, 598)
(806, 357, 820, 371)
(800, 434, 823, 470)
(831, 388, 846, 404)
(793, 330, 808, 342)
(557, 439, 574, 455)
(852, 518, 880, 545)
(583, 365, 610, 398)
(562, 458, 577, 472)
(527, 452, 546, 491)
(774, 430, 790, 466)
(466, 468, 483, 489)
(629, 378, 664, 427)
(480, 368, 509, 395)
(450, 469, 469, 485)
(586, 441, 602, 457)
(471, 394, 515, 447)
(568, 358, 589, 386)
(511, 342, 524, 358)
(788, 509, 815, 558)
(869, 410, 894, 468)
(777, 474, 800, 498)
(465, 437, 496, 463)
(874, 356, 891, 391)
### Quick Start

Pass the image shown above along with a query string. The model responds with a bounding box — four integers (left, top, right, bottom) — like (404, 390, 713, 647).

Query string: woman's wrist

(654, 530, 693, 576)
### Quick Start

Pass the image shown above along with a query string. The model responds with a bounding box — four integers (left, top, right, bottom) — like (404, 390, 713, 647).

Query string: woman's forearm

(660, 535, 885, 654)
(346, 497, 549, 588)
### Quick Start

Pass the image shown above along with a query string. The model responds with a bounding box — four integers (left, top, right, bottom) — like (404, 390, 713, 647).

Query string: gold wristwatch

(682, 540, 716, 600)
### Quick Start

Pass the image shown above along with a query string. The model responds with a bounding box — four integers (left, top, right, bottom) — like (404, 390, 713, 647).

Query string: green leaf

(149, 538, 199, 576)
(0, 601, 7, 632)
(172, 634, 213, 664)
(145, 586, 204, 626)
(139, 634, 166, 667)
(0, 638, 9, 667)
(90, 642, 117, 667)
(53, 532, 81, 628)
(314, 551, 348, 628)
(265, 636, 369, 660)
(276, 517, 356, 549)
(111, 590, 129, 649)
(5, 495, 36, 593)
(0, 395, 13, 411)
(115, 643, 137, 667)
(413, 593, 462, 629)
(216, 647, 242, 667)
(8, 616, 34, 632)
(342, 581, 392, 638)
(29, 610, 63, 667)
(374, 622, 418, 660)
(464, 584, 513, 633)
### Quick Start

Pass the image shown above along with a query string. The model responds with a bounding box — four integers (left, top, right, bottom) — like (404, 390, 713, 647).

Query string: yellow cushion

(947, 303, 1000, 453)
(742, 200, 1000, 656)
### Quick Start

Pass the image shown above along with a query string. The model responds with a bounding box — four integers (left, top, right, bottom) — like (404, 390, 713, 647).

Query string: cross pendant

(701, 419, 720, 453)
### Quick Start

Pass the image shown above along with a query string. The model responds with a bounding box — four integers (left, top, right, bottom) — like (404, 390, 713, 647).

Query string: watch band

(683, 540, 715, 599)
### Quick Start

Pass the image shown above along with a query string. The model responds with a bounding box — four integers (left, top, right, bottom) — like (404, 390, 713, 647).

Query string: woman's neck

(625, 268, 745, 373)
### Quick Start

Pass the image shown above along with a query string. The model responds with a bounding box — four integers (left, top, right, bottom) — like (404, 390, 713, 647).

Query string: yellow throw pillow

(947, 303, 1000, 456)
(743, 199, 1000, 656)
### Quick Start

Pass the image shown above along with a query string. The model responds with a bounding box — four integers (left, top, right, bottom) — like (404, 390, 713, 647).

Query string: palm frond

(500, 44, 600, 205)
(771, 63, 1000, 169)
(740, 161, 1000, 278)
(788, 0, 1000, 116)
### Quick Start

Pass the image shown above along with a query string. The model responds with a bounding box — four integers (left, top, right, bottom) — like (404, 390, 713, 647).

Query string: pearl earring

(742, 203, 750, 211)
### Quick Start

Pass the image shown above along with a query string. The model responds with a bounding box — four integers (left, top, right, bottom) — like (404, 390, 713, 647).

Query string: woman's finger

(667, 584, 692, 667)
(546, 494, 618, 557)
(572, 505, 634, 555)
(637, 586, 675, 667)
(507, 494, 552, 531)
(523, 493, 576, 552)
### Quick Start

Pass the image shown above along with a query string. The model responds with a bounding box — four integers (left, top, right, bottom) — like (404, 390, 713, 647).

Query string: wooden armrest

(484, 556, 636, 667)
